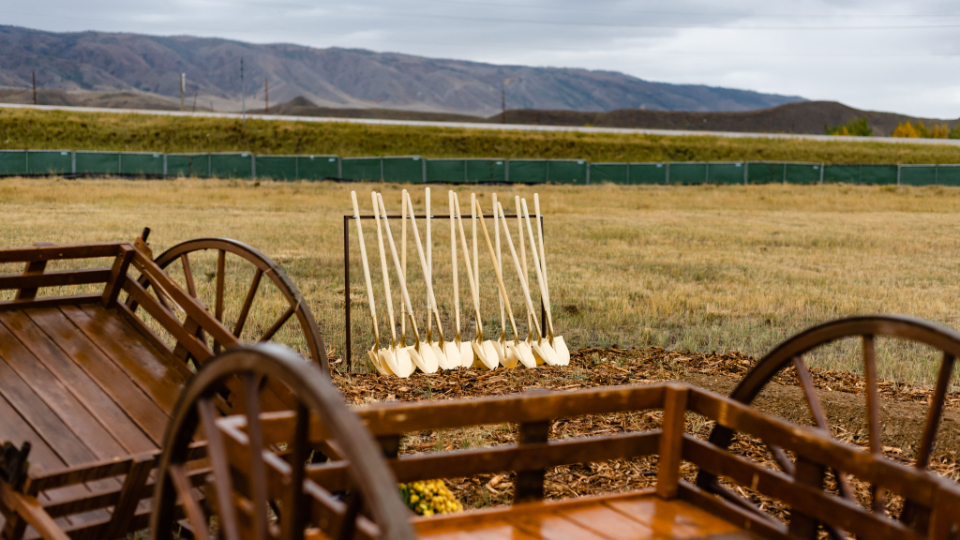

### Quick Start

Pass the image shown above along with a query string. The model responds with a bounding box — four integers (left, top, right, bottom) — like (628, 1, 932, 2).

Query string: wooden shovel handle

(523, 198, 555, 337)
(497, 202, 542, 340)
(473, 198, 521, 339)
(377, 193, 422, 343)
(351, 191, 380, 347)
(453, 192, 484, 339)
(406, 192, 445, 340)
(372, 192, 398, 344)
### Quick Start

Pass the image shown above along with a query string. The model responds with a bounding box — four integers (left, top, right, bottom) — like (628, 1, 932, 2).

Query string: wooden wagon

(0, 233, 327, 540)
(151, 329, 960, 540)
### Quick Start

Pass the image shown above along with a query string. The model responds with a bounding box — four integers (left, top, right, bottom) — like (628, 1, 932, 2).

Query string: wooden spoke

(169, 463, 212, 540)
(198, 397, 242, 540)
(235, 268, 264, 338)
(214, 250, 226, 354)
(862, 335, 885, 513)
(244, 372, 270, 540)
(916, 352, 955, 469)
(260, 305, 297, 343)
(181, 253, 198, 298)
(283, 403, 310, 540)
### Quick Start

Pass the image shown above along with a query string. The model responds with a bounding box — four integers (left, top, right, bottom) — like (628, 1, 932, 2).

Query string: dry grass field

(2, 178, 960, 388)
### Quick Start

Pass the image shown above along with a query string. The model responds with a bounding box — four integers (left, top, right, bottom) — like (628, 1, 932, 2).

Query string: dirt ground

(331, 347, 960, 514)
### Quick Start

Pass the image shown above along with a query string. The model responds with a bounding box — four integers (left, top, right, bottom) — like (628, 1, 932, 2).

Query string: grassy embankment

(2, 179, 960, 388)
(2, 107, 960, 163)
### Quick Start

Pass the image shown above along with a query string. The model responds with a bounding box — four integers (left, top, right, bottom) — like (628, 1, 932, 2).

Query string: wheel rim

(132, 237, 329, 374)
(150, 343, 415, 540)
(698, 315, 960, 535)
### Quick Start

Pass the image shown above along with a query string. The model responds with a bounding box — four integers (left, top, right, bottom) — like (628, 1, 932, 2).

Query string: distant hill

(250, 97, 957, 137)
(0, 25, 804, 117)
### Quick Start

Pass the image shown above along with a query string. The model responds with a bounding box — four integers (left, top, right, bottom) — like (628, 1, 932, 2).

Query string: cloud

(6, 0, 960, 117)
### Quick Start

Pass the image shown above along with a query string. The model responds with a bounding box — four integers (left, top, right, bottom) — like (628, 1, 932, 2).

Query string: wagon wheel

(697, 315, 960, 539)
(151, 343, 415, 540)
(132, 237, 329, 374)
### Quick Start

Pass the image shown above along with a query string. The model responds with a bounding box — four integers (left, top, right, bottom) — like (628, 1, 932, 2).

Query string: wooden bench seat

(414, 491, 758, 540)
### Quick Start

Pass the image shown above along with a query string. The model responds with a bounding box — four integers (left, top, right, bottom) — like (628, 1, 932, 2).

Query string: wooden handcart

(152, 337, 960, 540)
(0, 234, 327, 540)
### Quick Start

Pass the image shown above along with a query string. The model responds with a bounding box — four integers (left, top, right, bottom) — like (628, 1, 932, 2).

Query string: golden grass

(2, 177, 960, 387)
(3, 107, 960, 164)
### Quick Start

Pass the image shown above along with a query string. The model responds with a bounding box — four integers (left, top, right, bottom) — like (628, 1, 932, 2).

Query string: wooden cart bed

(0, 240, 253, 540)
(413, 491, 752, 540)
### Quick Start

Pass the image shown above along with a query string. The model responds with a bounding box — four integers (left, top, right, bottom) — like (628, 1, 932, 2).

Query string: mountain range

(0, 25, 804, 117)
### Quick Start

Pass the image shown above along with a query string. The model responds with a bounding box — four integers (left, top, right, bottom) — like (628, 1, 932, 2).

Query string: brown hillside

(491, 101, 960, 137)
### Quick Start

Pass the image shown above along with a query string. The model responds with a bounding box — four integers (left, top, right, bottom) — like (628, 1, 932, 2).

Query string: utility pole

(180, 73, 185, 111)
(241, 57, 245, 125)
(32, 71, 37, 105)
(501, 81, 506, 124)
(265, 78, 269, 114)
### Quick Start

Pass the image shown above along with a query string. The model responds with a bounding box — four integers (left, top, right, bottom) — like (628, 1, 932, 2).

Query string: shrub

(825, 118, 872, 137)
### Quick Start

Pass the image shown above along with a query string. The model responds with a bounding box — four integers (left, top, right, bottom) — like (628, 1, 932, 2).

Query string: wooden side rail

(217, 382, 960, 540)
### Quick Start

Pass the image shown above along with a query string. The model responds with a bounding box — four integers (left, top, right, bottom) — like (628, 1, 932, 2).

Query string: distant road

(4, 102, 959, 147)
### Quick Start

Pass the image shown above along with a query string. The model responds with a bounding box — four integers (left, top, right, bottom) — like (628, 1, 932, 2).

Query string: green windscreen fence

(747, 163, 785, 184)
(547, 160, 588, 184)
(860, 165, 898, 185)
(166, 154, 209, 177)
(467, 159, 506, 183)
(630, 164, 666, 184)
(120, 153, 164, 176)
(785, 164, 821, 185)
(75, 151, 120, 175)
(937, 166, 960, 186)
(669, 163, 707, 184)
(823, 165, 860, 184)
(298, 156, 339, 180)
(508, 160, 548, 184)
(255, 156, 298, 181)
(590, 163, 628, 184)
(27, 150, 72, 175)
(210, 153, 252, 179)
(707, 163, 745, 184)
(382, 157, 423, 183)
(0, 151, 27, 176)
(901, 166, 940, 186)
(427, 159, 466, 183)
(341, 158, 382, 181)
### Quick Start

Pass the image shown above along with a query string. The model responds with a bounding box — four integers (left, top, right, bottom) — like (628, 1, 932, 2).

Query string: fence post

(819, 163, 824, 184)
(24, 150, 28, 175)
(163, 155, 167, 177)
(505, 160, 510, 184)
(71, 152, 76, 174)
(295, 156, 299, 181)
(251, 155, 256, 180)
(585, 161, 590, 185)
(626, 163, 631, 184)
(380, 157, 384, 181)
(665, 162, 670, 185)
(422, 157, 426, 183)
(337, 157, 342, 179)
(743, 162, 748, 185)
(897, 164, 901, 185)
(782, 163, 787, 184)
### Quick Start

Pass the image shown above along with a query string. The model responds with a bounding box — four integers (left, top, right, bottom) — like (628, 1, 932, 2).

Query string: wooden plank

(0, 382, 67, 475)
(0, 295, 102, 313)
(24, 308, 169, 445)
(686, 387, 937, 506)
(0, 244, 121, 264)
(0, 311, 153, 455)
(656, 384, 688, 499)
(678, 482, 791, 540)
(100, 246, 134, 309)
(0, 269, 112, 292)
(560, 504, 656, 539)
(0, 483, 70, 540)
(14, 252, 50, 301)
(606, 496, 744, 538)
(102, 454, 153, 539)
(60, 305, 190, 413)
(507, 510, 612, 540)
(0, 349, 99, 467)
(682, 436, 921, 540)
(417, 520, 540, 540)
(0, 322, 127, 460)
(306, 432, 661, 492)
(121, 278, 212, 365)
(358, 384, 665, 436)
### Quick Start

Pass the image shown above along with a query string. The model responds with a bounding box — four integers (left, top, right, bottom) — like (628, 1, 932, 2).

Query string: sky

(5, 0, 960, 118)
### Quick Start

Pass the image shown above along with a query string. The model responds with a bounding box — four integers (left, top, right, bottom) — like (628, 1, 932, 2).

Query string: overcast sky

(6, 0, 960, 118)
